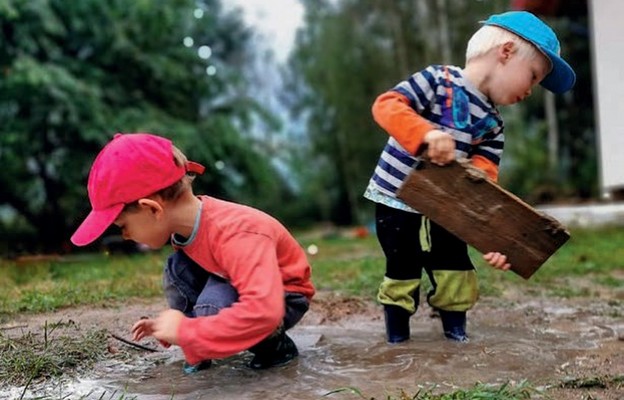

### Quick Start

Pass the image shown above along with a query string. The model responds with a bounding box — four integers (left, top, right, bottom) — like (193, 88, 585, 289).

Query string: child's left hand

(483, 252, 511, 271)
(131, 309, 185, 345)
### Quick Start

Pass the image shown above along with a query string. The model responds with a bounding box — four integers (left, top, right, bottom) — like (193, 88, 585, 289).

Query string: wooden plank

(396, 158, 570, 279)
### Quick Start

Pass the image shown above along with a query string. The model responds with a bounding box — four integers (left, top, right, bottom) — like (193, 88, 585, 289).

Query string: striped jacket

(364, 65, 504, 212)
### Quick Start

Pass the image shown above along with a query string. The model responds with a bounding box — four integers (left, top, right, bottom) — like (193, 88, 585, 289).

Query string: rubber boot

(182, 359, 212, 374)
(383, 305, 411, 343)
(248, 326, 299, 369)
(439, 310, 468, 342)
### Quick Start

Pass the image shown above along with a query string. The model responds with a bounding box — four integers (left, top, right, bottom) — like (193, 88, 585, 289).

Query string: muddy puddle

(4, 297, 623, 399)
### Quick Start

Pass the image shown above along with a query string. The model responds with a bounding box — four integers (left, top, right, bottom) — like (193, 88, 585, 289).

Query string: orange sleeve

(371, 91, 435, 155)
(177, 233, 285, 363)
(471, 155, 499, 182)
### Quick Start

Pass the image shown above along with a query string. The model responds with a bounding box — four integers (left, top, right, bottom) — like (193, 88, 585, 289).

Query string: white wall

(590, 0, 624, 196)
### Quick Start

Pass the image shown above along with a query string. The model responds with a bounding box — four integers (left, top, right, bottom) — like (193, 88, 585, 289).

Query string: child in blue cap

(364, 11, 575, 343)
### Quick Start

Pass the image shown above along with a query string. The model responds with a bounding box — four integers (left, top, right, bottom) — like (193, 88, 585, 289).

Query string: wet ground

(3, 292, 624, 399)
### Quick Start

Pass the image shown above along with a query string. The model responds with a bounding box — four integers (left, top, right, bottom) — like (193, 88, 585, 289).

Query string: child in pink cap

(71, 133, 315, 371)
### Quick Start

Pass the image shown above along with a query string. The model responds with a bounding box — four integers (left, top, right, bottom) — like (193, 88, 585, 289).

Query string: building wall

(590, 0, 624, 195)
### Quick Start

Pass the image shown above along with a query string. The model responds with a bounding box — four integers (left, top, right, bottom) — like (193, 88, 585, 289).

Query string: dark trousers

(375, 203, 477, 313)
(163, 251, 309, 334)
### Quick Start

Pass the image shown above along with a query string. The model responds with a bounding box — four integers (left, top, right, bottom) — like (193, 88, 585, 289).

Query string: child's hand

(483, 252, 511, 271)
(131, 318, 155, 342)
(423, 130, 456, 165)
(131, 309, 185, 345)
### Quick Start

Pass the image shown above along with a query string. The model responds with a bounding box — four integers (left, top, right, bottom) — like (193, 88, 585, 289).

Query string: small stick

(109, 332, 159, 352)
(0, 324, 28, 331)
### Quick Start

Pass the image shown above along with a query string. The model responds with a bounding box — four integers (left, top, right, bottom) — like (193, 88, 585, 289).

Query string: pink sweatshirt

(175, 196, 314, 364)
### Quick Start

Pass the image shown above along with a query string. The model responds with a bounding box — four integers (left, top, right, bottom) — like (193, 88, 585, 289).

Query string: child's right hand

(483, 252, 511, 271)
(131, 318, 172, 348)
(131, 318, 156, 341)
(131, 309, 184, 347)
(423, 129, 456, 165)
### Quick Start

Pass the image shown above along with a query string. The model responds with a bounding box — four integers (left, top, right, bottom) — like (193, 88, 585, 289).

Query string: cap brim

(480, 16, 576, 94)
(70, 203, 125, 246)
(539, 49, 576, 94)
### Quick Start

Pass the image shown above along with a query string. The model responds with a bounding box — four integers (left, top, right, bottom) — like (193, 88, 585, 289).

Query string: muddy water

(3, 299, 622, 399)
(75, 301, 623, 400)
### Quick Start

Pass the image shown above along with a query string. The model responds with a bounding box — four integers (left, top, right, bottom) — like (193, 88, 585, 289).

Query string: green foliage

(302, 235, 383, 293)
(0, 321, 107, 386)
(285, 0, 506, 225)
(548, 11, 597, 199)
(1, 226, 622, 319)
(560, 375, 624, 390)
(498, 106, 553, 202)
(0, 0, 290, 253)
(324, 380, 541, 399)
(500, 7, 597, 202)
(0, 225, 622, 398)
(0, 252, 164, 317)
(0, 0, 598, 255)
(285, 0, 595, 226)
(299, 225, 624, 300)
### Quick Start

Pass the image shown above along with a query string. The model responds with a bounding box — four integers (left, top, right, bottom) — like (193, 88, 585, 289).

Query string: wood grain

(397, 158, 570, 279)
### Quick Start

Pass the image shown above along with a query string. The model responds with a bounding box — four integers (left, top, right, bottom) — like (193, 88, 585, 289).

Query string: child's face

(113, 202, 171, 249)
(489, 52, 550, 106)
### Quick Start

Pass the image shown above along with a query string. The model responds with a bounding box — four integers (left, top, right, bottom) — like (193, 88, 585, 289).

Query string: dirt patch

(304, 292, 378, 324)
(2, 292, 623, 399)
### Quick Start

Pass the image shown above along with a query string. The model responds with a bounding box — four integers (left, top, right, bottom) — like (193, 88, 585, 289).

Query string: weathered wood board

(397, 158, 570, 279)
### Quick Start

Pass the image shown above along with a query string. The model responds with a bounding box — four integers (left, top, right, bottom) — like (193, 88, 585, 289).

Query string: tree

(0, 0, 286, 254)
(500, 0, 596, 202)
(285, 0, 595, 227)
(284, 0, 498, 224)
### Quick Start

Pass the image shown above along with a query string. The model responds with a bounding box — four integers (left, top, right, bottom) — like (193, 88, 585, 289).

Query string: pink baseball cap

(71, 133, 205, 246)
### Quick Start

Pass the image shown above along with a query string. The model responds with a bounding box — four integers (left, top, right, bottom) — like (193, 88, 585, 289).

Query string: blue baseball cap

(482, 11, 576, 94)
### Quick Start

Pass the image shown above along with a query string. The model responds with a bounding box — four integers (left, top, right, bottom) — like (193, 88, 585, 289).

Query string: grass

(325, 380, 542, 399)
(0, 320, 107, 386)
(324, 375, 624, 399)
(0, 319, 155, 399)
(0, 226, 622, 398)
(1, 226, 623, 320)
(0, 252, 165, 321)
(298, 226, 624, 299)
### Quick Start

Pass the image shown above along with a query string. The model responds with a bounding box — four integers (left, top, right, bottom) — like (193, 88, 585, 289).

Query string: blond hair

(466, 25, 545, 63)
